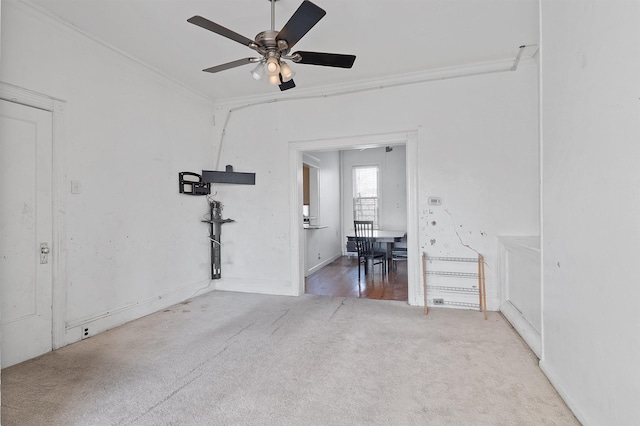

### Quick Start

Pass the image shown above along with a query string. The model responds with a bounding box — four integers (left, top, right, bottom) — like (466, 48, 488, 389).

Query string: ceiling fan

(187, 0, 356, 91)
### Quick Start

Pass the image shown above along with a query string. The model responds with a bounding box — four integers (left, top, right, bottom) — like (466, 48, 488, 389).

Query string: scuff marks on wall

(420, 208, 439, 252)
(445, 209, 482, 257)
(420, 203, 489, 263)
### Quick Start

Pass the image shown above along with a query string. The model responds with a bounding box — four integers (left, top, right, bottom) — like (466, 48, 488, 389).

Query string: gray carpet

(2, 291, 578, 425)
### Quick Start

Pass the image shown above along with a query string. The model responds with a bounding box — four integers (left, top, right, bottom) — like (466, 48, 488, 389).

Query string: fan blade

(203, 58, 256, 73)
(276, 1, 326, 50)
(187, 16, 254, 47)
(293, 51, 356, 68)
(279, 77, 296, 91)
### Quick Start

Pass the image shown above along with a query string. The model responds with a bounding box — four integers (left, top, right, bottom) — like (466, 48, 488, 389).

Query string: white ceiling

(27, 0, 539, 101)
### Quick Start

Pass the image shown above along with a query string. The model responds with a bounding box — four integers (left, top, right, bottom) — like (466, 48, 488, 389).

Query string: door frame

(0, 82, 67, 350)
(302, 154, 321, 277)
(289, 130, 421, 305)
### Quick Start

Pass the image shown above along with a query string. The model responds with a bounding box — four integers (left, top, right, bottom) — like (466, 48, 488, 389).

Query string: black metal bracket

(179, 172, 211, 195)
(202, 165, 256, 185)
(202, 200, 235, 279)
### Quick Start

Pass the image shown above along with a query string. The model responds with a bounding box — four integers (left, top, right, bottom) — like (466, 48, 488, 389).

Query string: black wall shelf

(202, 165, 255, 185)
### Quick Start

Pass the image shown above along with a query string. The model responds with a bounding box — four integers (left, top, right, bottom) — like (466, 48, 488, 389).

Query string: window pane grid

(353, 166, 379, 229)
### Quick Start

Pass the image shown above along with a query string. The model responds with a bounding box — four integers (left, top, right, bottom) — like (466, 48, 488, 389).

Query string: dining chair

(353, 220, 387, 279)
(391, 247, 407, 271)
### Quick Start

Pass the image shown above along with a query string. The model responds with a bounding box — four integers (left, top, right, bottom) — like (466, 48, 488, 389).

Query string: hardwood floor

(305, 256, 408, 301)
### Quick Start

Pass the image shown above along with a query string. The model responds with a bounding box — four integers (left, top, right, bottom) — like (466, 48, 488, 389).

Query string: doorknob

(40, 243, 50, 264)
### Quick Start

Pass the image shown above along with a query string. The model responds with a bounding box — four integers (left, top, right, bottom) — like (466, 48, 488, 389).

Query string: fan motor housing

(255, 30, 279, 48)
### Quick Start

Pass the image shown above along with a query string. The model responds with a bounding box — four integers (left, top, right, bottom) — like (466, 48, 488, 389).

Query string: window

(353, 165, 379, 228)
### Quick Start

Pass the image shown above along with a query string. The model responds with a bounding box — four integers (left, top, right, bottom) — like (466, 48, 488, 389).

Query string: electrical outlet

(433, 298, 444, 305)
(318, 253, 321, 260)
(81, 326, 90, 339)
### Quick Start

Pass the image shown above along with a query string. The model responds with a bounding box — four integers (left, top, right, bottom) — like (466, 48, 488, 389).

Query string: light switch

(71, 180, 82, 194)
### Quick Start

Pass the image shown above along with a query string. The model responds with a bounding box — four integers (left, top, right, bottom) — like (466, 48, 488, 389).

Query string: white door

(0, 99, 53, 368)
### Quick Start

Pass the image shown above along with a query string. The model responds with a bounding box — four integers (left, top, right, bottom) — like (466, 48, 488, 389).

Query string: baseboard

(64, 279, 214, 345)
(306, 253, 342, 276)
(539, 360, 589, 425)
(500, 300, 541, 357)
(214, 277, 295, 296)
(425, 297, 500, 312)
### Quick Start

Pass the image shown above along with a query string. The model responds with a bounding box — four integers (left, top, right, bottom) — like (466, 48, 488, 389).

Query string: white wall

(213, 59, 540, 309)
(1, 0, 216, 345)
(304, 151, 342, 275)
(341, 146, 407, 241)
(0, 2, 3, 415)
(540, 1, 640, 424)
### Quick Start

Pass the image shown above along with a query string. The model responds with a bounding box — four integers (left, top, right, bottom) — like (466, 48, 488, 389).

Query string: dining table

(346, 230, 407, 270)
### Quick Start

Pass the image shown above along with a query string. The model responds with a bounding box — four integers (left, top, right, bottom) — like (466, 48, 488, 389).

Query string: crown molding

(213, 56, 537, 109)
(9, 0, 216, 105)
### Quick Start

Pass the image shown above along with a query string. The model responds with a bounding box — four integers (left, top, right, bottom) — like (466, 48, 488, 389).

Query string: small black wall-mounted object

(179, 172, 211, 195)
(202, 165, 256, 185)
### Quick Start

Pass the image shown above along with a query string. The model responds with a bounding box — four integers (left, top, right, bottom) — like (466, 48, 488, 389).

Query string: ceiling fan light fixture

(279, 61, 294, 82)
(268, 74, 280, 85)
(250, 62, 266, 80)
(266, 57, 280, 75)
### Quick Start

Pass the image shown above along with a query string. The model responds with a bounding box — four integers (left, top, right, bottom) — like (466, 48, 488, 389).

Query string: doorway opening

(288, 131, 421, 305)
(305, 145, 407, 301)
